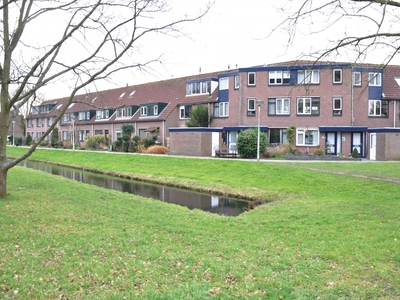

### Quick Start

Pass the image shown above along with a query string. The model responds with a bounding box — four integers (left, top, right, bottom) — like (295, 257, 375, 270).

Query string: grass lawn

(1, 147, 400, 299)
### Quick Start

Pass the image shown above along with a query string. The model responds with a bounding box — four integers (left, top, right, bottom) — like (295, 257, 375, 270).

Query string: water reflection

(19, 160, 247, 216)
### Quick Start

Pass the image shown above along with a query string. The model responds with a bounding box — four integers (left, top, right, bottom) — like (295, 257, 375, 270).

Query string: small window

(369, 100, 388, 117)
(153, 105, 158, 115)
(369, 73, 382, 86)
(333, 97, 342, 116)
(119, 92, 126, 98)
(219, 102, 229, 117)
(269, 71, 290, 85)
(129, 90, 136, 97)
(247, 98, 256, 116)
(180, 105, 191, 119)
(234, 75, 240, 89)
(353, 72, 362, 86)
(268, 98, 290, 115)
(248, 72, 256, 86)
(333, 69, 342, 84)
(296, 129, 319, 146)
(140, 106, 147, 116)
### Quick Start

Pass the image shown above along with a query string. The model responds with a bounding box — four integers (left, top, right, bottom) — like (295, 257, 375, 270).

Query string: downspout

(239, 72, 242, 126)
(394, 100, 397, 128)
(163, 120, 166, 146)
(351, 65, 354, 126)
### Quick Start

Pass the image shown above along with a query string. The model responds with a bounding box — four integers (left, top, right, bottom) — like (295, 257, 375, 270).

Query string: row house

(170, 60, 400, 160)
(26, 72, 220, 148)
(26, 60, 400, 160)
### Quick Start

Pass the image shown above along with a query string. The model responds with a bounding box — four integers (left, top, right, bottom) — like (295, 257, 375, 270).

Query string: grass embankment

(2, 147, 400, 299)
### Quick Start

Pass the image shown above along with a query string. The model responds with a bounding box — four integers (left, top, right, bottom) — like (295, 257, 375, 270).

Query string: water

(19, 160, 247, 216)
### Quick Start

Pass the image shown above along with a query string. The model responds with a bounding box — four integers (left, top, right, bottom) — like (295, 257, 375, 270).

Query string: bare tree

(0, 0, 213, 196)
(276, 0, 400, 64)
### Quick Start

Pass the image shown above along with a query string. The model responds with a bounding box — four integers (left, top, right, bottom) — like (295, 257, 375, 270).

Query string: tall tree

(277, 0, 400, 64)
(185, 105, 210, 127)
(0, 0, 213, 196)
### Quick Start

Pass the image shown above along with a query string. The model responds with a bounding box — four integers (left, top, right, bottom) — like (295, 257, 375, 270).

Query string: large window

(297, 97, 320, 115)
(369, 72, 382, 86)
(297, 70, 320, 84)
(269, 128, 287, 145)
(117, 107, 132, 118)
(269, 70, 290, 85)
(248, 72, 256, 86)
(333, 97, 342, 116)
(296, 129, 319, 146)
(333, 69, 342, 84)
(268, 98, 290, 115)
(180, 105, 191, 119)
(369, 100, 388, 117)
(247, 98, 255, 116)
(186, 81, 212, 95)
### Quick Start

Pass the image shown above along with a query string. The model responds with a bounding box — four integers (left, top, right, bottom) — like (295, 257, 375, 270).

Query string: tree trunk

(0, 168, 8, 197)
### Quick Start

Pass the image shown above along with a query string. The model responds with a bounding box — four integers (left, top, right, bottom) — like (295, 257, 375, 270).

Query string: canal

(19, 160, 248, 216)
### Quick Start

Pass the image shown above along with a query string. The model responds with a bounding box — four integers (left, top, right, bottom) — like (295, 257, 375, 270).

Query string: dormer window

(154, 105, 158, 115)
(140, 106, 147, 116)
(186, 80, 212, 95)
(369, 72, 382, 86)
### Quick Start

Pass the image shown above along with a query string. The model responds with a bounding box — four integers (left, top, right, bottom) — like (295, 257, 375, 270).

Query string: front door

(325, 132, 336, 155)
(352, 132, 363, 157)
(370, 133, 376, 160)
(228, 131, 238, 152)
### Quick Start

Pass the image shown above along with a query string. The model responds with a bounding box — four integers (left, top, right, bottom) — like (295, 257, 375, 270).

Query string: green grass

(1, 147, 400, 299)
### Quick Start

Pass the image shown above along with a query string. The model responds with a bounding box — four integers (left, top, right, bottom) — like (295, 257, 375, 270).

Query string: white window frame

(297, 97, 320, 115)
(368, 99, 388, 117)
(179, 105, 191, 119)
(247, 98, 255, 116)
(78, 112, 86, 120)
(248, 72, 256, 86)
(219, 77, 229, 90)
(153, 105, 158, 115)
(140, 106, 147, 116)
(268, 98, 290, 115)
(333, 97, 342, 116)
(219, 102, 229, 117)
(269, 70, 290, 85)
(298, 70, 320, 84)
(296, 128, 319, 146)
(333, 69, 342, 84)
(369, 72, 382, 86)
(353, 71, 362, 86)
(234, 75, 240, 89)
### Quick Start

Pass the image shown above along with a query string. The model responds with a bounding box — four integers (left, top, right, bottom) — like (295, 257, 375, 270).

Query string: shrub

(132, 135, 141, 143)
(25, 135, 32, 146)
(146, 145, 169, 154)
(352, 148, 359, 158)
(270, 143, 290, 158)
(50, 128, 59, 147)
(86, 134, 106, 149)
(143, 135, 157, 148)
(236, 128, 268, 158)
(314, 146, 324, 156)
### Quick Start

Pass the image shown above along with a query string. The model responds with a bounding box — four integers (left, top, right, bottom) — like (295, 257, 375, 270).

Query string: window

(119, 92, 126, 98)
(333, 69, 342, 84)
(234, 75, 240, 89)
(186, 81, 211, 95)
(297, 97, 320, 115)
(369, 100, 388, 117)
(219, 102, 229, 117)
(353, 71, 361, 86)
(333, 97, 342, 116)
(268, 98, 290, 115)
(219, 77, 229, 90)
(269, 128, 287, 145)
(369, 72, 382, 86)
(140, 106, 147, 116)
(37, 118, 43, 127)
(247, 98, 256, 116)
(78, 130, 85, 141)
(269, 70, 290, 85)
(96, 110, 109, 119)
(48, 117, 53, 126)
(248, 72, 256, 86)
(27, 119, 32, 128)
(180, 105, 191, 119)
(79, 112, 86, 120)
(297, 128, 319, 146)
(63, 114, 70, 122)
(153, 105, 158, 115)
(117, 107, 132, 118)
(95, 130, 103, 135)
(86, 112, 90, 120)
(62, 131, 68, 141)
(297, 70, 320, 84)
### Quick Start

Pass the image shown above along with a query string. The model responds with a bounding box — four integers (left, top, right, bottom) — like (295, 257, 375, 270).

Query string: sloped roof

(383, 65, 400, 100)
(29, 71, 221, 122)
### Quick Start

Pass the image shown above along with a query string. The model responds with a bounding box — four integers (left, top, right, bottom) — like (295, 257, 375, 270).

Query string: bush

(132, 135, 141, 143)
(314, 146, 324, 156)
(51, 128, 59, 147)
(143, 136, 157, 148)
(270, 143, 290, 158)
(86, 134, 106, 149)
(236, 128, 268, 158)
(352, 148, 359, 158)
(25, 135, 32, 146)
(145, 145, 169, 154)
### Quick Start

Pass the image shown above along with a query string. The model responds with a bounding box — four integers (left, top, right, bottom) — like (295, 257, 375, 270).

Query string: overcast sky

(38, 0, 400, 99)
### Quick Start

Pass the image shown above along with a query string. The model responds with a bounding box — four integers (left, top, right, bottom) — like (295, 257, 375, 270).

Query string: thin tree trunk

(0, 168, 8, 197)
